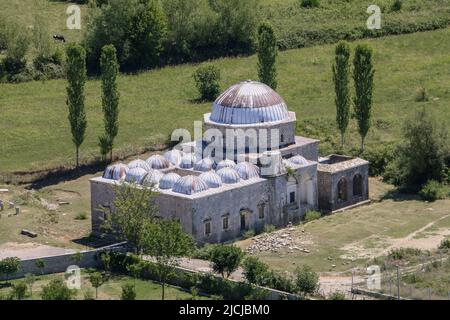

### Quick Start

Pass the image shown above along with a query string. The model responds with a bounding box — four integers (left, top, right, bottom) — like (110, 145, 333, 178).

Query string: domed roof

(142, 169, 164, 187)
(159, 172, 181, 189)
(179, 153, 197, 169)
(199, 171, 223, 188)
(288, 155, 309, 166)
(125, 167, 148, 184)
(103, 163, 128, 181)
(146, 155, 171, 170)
(128, 159, 152, 171)
(210, 81, 290, 125)
(215, 159, 236, 171)
(235, 162, 260, 180)
(172, 175, 209, 195)
(164, 150, 184, 166)
(194, 158, 214, 172)
(217, 167, 241, 184)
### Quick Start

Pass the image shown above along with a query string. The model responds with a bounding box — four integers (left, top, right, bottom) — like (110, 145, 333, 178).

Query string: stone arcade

(90, 81, 369, 244)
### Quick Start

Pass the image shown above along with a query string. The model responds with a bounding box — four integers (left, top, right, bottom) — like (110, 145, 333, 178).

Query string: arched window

(353, 174, 363, 196)
(286, 177, 298, 204)
(338, 178, 348, 202)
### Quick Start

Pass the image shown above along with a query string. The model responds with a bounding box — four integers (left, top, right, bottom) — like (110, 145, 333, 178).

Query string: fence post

(396, 265, 400, 300)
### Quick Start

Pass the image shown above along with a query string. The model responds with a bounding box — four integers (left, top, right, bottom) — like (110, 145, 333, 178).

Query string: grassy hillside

(1, 28, 449, 174)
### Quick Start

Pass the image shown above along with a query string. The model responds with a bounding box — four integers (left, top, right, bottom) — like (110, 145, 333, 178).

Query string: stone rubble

(245, 227, 312, 254)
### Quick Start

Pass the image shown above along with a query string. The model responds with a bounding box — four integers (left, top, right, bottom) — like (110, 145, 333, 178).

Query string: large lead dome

(210, 81, 290, 125)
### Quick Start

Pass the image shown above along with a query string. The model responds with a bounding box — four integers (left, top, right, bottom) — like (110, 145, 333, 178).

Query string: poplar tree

(257, 22, 278, 90)
(353, 44, 375, 152)
(332, 41, 351, 150)
(99, 45, 120, 162)
(66, 44, 87, 168)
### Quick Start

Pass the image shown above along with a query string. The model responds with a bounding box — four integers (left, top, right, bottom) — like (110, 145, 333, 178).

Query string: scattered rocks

(245, 228, 312, 254)
(40, 198, 59, 211)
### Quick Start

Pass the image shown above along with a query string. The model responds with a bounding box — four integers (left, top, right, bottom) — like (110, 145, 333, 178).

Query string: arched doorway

(240, 209, 251, 231)
(337, 178, 348, 202)
(286, 177, 298, 205)
(353, 174, 363, 196)
(300, 175, 314, 206)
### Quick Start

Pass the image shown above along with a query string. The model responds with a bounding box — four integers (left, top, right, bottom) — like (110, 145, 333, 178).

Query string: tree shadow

(380, 187, 422, 202)
(71, 234, 118, 249)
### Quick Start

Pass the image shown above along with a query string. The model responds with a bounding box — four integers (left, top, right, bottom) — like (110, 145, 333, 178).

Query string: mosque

(90, 81, 369, 244)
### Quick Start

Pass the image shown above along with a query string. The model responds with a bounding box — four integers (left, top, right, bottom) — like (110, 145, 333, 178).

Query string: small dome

(164, 150, 184, 166)
(103, 163, 128, 181)
(288, 155, 309, 166)
(128, 159, 152, 171)
(146, 155, 171, 170)
(125, 167, 148, 184)
(159, 172, 181, 189)
(215, 159, 236, 171)
(199, 171, 223, 188)
(179, 153, 197, 169)
(142, 169, 164, 187)
(194, 158, 214, 172)
(210, 81, 290, 125)
(172, 175, 209, 195)
(235, 162, 260, 180)
(217, 167, 241, 184)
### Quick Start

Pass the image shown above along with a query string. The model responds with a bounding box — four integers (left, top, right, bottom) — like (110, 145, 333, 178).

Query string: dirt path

(0, 242, 76, 260)
(341, 214, 450, 260)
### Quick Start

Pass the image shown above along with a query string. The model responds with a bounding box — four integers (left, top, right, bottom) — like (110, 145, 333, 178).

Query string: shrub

(263, 224, 276, 233)
(242, 256, 269, 285)
(191, 243, 220, 260)
(304, 211, 321, 223)
(210, 245, 244, 278)
(388, 248, 423, 260)
(193, 65, 221, 101)
(265, 271, 296, 293)
(41, 279, 76, 300)
(75, 212, 88, 220)
(121, 283, 136, 300)
(242, 230, 255, 239)
(295, 265, 319, 296)
(415, 86, 428, 102)
(361, 144, 396, 176)
(0, 257, 21, 282)
(391, 0, 402, 12)
(419, 180, 447, 202)
(300, 0, 320, 9)
(329, 291, 346, 300)
(11, 281, 28, 300)
(439, 238, 450, 250)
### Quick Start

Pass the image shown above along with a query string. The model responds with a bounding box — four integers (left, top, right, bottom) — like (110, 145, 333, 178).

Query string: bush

(265, 271, 296, 293)
(121, 283, 136, 300)
(193, 65, 221, 101)
(361, 144, 396, 176)
(210, 245, 244, 278)
(242, 230, 255, 239)
(388, 248, 423, 260)
(75, 212, 88, 220)
(439, 238, 450, 250)
(191, 243, 220, 260)
(419, 180, 447, 202)
(295, 265, 319, 296)
(11, 281, 28, 300)
(329, 291, 346, 300)
(41, 279, 76, 300)
(263, 224, 276, 233)
(300, 0, 320, 8)
(242, 257, 269, 285)
(304, 211, 321, 223)
(391, 0, 402, 12)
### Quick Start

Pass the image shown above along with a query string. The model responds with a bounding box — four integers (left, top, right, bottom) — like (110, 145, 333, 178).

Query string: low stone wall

(1, 242, 127, 281)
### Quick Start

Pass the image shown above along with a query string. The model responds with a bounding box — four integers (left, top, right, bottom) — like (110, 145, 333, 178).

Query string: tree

(353, 44, 375, 152)
(88, 272, 105, 299)
(24, 273, 35, 297)
(35, 259, 46, 276)
(242, 256, 269, 286)
(66, 43, 87, 168)
(295, 265, 319, 297)
(126, 262, 143, 287)
(71, 251, 83, 264)
(100, 251, 112, 276)
(210, 245, 243, 279)
(121, 283, 137, 300)
(141, 219, 195, 300)
(11, 281, 27, 300)
(127, 0, 167, 70)
(0, 257, 21, 282)
(332, 41, 351, 150)
(41, 279, 76, 300)
(193, 65, 221, 101)
(99, 45, 120, 161)
(257, 22, 277, 90)
(107, 183, 159, 253)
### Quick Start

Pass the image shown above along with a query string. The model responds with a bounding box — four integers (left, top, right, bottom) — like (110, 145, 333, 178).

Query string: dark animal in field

(53, 34, 66, 43)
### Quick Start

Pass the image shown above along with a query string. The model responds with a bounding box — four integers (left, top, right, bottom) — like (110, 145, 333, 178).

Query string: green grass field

(0, 271, 205, 300)
(1, 28, 450, 173)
